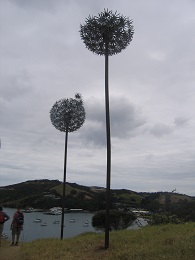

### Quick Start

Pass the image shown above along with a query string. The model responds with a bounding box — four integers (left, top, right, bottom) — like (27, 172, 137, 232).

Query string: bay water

(3, 208, 95, 242)
(2, 208, 147, 242)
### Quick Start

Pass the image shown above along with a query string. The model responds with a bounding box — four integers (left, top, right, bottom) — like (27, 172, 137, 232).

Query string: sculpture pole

(104, 41, 111, 249)
(80, 10, 134, 249)
(50, 94, 86, 240)
(60, 123, 68, 240)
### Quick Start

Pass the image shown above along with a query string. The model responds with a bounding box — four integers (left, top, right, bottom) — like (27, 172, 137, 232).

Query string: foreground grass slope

(17, 223, 195, 260)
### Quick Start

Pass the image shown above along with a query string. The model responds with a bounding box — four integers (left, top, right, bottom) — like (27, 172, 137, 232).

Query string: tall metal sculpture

(80, 9, 134, 249)
(50, 93, 85, 239)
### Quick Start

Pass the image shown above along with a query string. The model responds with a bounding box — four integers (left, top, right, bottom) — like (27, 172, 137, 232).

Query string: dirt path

(0, 240, 21, 260)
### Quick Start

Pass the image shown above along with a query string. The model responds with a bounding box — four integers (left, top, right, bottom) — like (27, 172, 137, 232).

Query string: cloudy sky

(0, 0, 195, 196)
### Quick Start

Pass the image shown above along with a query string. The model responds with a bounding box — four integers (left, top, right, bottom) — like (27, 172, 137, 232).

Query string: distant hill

(157, 193, 193, 204)
(0, 179, 194, 215)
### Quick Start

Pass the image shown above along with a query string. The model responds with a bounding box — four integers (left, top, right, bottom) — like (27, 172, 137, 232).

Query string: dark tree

(80, 9, 134, 249)
(50, 93, 85, 239)
(92, 210, 136, 231)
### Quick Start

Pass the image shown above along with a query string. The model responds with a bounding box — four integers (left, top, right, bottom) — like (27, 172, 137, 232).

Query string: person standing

(10, 207, 24, 246)
(0, 206, 10, 246)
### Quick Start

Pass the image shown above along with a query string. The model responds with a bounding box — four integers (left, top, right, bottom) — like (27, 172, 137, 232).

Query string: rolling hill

(0, 179, 194, 217)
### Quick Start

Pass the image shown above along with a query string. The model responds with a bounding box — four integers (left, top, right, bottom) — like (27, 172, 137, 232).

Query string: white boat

(54, 211, 62, 215)
(34, 218, 42, 223)
(53, 220, 60, 224)
(22, 209, 32, 213)
(69, 218, 76, 223)
(1, 233, 8, 239)
(83, 220, 89, 227)
(41, 222, 47, 226)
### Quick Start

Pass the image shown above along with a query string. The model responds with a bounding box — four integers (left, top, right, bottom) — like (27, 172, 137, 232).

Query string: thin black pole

(104, 41, 111, 250)
(60, 125, 68, 240)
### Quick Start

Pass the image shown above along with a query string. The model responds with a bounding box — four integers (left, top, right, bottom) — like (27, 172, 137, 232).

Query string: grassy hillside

(0, 179, 194, 216)
(2, 223, 194, 260)
(157, 193, 193, 204)
(51, 182, 94, 199)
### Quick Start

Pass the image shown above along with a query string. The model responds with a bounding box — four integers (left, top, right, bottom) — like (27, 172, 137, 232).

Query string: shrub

(148, 213, 182, 225)
(92, 209, 136, 231)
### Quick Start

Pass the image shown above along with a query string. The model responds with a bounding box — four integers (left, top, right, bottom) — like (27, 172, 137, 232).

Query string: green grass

(117, 193, 143, 203)
(157, 193, 193, 204)
(19, 223, 195, 259)
(51, 183, 86, 197)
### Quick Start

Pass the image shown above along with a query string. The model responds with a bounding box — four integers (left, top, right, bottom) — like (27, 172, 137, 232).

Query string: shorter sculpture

(50, 93, 85, 239)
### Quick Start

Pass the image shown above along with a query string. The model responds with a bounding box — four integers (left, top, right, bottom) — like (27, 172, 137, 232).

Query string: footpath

(0, 240, 21, 260)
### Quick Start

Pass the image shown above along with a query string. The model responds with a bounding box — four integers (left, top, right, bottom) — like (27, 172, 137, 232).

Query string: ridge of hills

(0, 179, 194, 214)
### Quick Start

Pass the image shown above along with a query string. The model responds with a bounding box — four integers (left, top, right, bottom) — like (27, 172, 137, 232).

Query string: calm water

(2, 208, 147, 242)
(3, 208, 95, 242)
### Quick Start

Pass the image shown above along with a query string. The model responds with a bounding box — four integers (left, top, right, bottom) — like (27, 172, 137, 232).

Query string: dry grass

(11, 223, 195, 259)
(157, 194, 193, 204)
(51, 183, 73, 196)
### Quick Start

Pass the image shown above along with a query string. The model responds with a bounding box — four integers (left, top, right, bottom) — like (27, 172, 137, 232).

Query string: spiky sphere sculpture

(80, 9, 134, 56)
(50, 93, 85, 133)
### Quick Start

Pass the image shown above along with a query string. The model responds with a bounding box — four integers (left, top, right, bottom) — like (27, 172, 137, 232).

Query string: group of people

(0, 206, 24, 246)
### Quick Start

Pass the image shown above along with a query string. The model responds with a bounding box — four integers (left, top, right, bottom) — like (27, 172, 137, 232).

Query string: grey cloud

(147, 116, 190, 138)
(110, 97, 146, 138)
(81, 123, 106, 147)
(1, 71, 32, 101)
(0, 163, 25, 171)
(149, 123, 173, 137)
(79, 96, 146, 146)
(7, 0, 59, 12)
(174, 117, 189, 128)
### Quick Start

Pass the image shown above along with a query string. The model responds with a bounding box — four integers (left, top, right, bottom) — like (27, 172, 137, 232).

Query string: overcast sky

(0, 0, 195, 196)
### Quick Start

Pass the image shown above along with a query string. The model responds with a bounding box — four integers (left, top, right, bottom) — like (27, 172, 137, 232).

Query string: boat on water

(33, 218, 42, 223)
(54, 211, 62, 215)
(44, 207, 62, 215)
(69, 218, 76, 223)
(44, 210, 62, 215)
(41, 222, 47, 226)
(1, 233, 8, 239)
(83, 220, 89, 227)
(53, 220, 60, 224)
(23, 209, 32, 213)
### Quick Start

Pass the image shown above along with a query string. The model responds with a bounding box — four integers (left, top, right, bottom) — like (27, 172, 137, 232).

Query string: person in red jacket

(0, 206, 10, 246)
(10, 207, 24, 246)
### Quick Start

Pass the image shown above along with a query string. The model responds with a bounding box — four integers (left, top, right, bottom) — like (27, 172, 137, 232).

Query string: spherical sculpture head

(80, 9, 134, 56)
(50, 93, 86, 133)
